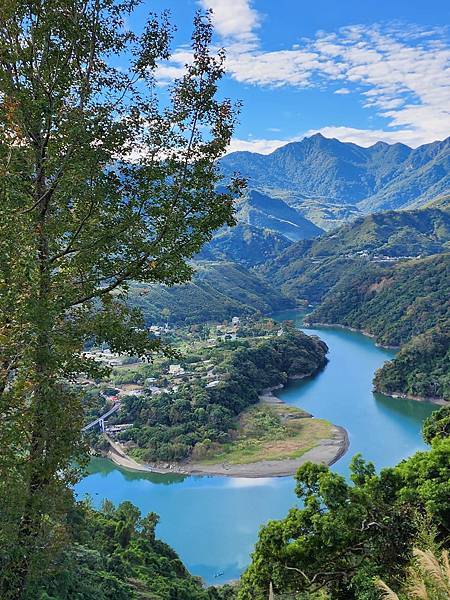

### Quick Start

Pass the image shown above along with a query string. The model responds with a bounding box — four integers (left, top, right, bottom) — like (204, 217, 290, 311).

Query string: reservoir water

(75, 312, 436, 583)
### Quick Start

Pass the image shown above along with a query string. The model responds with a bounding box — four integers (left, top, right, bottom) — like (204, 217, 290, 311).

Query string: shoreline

(103, 375, 349, 478)
(376, 389, 448, 406)
(304, 321, 400, 350)
(306, 321, 448, 405)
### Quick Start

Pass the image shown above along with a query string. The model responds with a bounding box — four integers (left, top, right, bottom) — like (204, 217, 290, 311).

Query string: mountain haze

(235, 190, 323, 241)
(198, 190, 322, 266)
(220, 134, 450, 225)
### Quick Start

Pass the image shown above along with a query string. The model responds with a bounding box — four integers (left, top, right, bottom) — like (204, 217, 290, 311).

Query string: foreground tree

(0, 1, 241, 596)
(422, 404, 450, 444)
(238, 428, 450, 600)
(238, 457, 415, 599)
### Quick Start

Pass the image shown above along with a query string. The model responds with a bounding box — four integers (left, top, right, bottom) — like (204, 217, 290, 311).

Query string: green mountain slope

(34, 501, 233, 600)
(307, 253, 450, 400)
(197, 190, 322, 266)
(127, 261, 293, 325)
(374, 328, 449, 400)
(220, 134, 450, 224)
(259, 205, 449, 401)
(261, 205, 450, 303)
(198, 223, 292, 267)
(308, 254, 450, 347)
(235, 190, 323, 241)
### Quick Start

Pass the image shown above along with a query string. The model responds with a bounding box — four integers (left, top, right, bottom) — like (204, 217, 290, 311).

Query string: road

(82, 402, 121, 432)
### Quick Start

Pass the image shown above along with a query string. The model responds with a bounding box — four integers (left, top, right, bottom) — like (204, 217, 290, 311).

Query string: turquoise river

(75, 311, 436, 583)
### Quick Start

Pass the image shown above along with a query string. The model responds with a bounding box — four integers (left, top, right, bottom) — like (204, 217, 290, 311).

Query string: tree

(238, 458, 415, 600)
(422, 405, 450, 444)
(0, 1, 242, 596)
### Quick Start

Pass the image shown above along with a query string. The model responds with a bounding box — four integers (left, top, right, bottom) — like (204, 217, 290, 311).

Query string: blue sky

(129, 0, 450, 153)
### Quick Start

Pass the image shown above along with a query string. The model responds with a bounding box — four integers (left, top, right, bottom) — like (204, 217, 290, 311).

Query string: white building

(169, 364, 185, 376)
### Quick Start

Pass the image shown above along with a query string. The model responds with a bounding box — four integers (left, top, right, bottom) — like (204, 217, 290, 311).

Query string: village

(81, 315, 288, 436)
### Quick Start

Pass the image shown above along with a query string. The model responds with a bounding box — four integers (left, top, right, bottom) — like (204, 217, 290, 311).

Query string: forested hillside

(374, 328, 449, 400)
(260, 205, 450, 303)
(197, 190, 321, 266)
(258, 205, 450, 401)
(308, 254, 449, 346)
(307, 254, 450, 400)
(197, 223, 292, 267)
(234, 190, 323, 241)
(127, 261, 293, 324)
(220, 134, 450, 223)
(32, 500, 234, 600)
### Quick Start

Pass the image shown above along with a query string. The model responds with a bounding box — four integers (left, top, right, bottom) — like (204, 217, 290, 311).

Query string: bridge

(82, 402, 121, 432)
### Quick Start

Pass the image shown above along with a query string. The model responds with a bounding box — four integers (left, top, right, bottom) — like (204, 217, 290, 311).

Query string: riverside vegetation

(86, 320, 330, 465)
(1, 0, 449, 598)
(13, 407, 450, 599)
(261, 205, 450, 402)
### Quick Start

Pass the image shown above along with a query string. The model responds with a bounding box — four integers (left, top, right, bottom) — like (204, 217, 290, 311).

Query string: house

(168, 364, 185, 376)
(206, 380, 220, 388)
(231, 316, 240, 326)
(106, 423, 133, 434)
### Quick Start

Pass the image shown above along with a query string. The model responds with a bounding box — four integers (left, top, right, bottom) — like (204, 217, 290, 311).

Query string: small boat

(214, 571, 224, 578)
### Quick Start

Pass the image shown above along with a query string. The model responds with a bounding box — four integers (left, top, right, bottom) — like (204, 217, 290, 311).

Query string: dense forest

(260, 205, 450, 303)
(308, 254, 449, 346)
(126, 261, 293, 325)
(31, 500, 235, 600)
(306, 254, 450, 399)
(374, 328, 450, 400)
(111, 330, 328, 462)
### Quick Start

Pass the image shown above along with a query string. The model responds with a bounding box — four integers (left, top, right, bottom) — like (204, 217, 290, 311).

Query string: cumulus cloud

(199, 0, 260, 50)
(157, 1, 450, 147)
(224, 24, 450, 146)
(227, 136, 294, 154)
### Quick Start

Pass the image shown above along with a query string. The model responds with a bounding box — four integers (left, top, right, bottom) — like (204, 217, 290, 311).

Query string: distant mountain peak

(219, 135, 450, 218)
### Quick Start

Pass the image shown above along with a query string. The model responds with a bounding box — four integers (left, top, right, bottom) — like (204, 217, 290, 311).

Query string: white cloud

(160, 3, 450, 147)
(226, 137, 291, 154)
(199, 0, 260, 49)
(302, 126, 428, 147)
(233, 23, 450, 146)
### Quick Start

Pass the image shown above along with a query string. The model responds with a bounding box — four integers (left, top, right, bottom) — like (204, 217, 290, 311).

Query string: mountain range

(198, 190, 323, 266)
(260, 204, 450, 303)
(220, 134, 450, 228)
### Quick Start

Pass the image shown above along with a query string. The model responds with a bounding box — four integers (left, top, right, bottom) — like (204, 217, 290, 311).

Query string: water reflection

(76, 313, 436, 583)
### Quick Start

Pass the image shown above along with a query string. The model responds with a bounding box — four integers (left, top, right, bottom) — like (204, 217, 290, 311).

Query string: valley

(77, 317, 436, 584)
(2, 1, 449, 597)
(83, 318, 345, 477)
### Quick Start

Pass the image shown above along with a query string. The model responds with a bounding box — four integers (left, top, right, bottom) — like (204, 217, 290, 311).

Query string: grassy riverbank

(198, 402, 332, 465)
